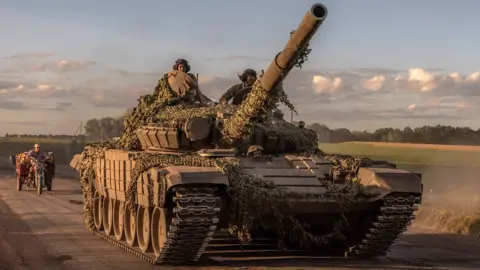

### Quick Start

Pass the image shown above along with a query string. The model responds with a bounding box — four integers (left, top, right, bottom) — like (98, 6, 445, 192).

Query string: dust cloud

(399, 163, 480, 236)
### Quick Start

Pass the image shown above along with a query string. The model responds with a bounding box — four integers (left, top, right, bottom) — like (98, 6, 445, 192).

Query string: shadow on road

(0, 194, 70, 269)
(193, 231, 480, 269)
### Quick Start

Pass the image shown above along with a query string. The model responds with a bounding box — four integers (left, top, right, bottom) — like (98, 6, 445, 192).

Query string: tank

(70, 3, 423, 265)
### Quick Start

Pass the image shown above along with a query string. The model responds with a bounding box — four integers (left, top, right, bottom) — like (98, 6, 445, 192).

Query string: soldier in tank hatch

(219, 68, 257, 105)
(167, 58, 206, 106)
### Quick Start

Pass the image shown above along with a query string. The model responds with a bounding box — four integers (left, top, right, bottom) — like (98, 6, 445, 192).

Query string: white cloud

(312, 75, 342, 94)
(310, 68, 480, 97)
(0, 83, 72, 99)
(33, 59, 97, 72)
(1, 65, 480, 134)
(362, 75, 386, 91)
(5, 52, 54, 60)
(406, 68, 438, 92)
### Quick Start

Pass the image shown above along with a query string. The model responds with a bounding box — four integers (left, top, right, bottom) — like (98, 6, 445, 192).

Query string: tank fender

(70, 154, 83, 171)
(162, 166, 229, 189)
(357, 167, 422, 195)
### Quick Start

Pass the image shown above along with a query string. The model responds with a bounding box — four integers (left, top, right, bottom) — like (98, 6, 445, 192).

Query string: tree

(84, 119, 101, 140)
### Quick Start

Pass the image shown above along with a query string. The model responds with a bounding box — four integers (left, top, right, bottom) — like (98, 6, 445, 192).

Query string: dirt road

(0, 172, 479, 270)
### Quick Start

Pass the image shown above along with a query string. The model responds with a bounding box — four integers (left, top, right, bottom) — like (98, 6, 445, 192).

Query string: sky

(1, 0, 480, 135)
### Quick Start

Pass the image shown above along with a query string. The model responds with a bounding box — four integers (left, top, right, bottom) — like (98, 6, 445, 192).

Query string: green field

(0, 140, 86, 165)
(318, 142, 480, 167)
(3, 138, 480, 167)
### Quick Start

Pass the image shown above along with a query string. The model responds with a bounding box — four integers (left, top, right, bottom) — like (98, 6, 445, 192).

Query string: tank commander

(167, 58, 206, 106)
(219, 68, 257, 105)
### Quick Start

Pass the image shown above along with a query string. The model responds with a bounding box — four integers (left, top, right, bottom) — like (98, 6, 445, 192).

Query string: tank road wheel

(113, 201, 125, 241)
(93, 191, 104, 230)
(136, 205, 152, 253)
(151, 207, 170, 258)
(102, 198, 114, 235)
(124, 204, 137, 247)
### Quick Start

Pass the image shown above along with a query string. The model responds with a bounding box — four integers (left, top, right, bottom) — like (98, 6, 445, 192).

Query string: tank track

(345, 193, 420, 257)
(92, 186, 220, 265)
(208, 193, 421, 259)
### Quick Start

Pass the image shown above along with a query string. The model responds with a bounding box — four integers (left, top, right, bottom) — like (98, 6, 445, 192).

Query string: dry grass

(318, 141, 480, 238)
(415, 208, 480, 237)
(415, 190, 480, 237)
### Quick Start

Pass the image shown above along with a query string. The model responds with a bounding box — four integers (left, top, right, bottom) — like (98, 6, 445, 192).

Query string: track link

(155, 187, 220, 264)
(345, 193, 420, 257)
(91, 186, 220, 265)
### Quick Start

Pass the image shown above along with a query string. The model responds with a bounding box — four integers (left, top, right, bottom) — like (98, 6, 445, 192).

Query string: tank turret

(133, 4, 327, 155)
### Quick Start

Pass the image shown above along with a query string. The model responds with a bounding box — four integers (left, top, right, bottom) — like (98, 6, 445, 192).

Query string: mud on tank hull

(71, 149, 422, 264)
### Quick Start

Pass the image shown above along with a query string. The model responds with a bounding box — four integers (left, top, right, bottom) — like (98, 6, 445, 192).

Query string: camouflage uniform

(219, 82, 250, 105)
(219, 69, 257, 105)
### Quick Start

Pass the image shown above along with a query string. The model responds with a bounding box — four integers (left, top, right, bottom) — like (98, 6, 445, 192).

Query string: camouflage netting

(77, 142, 114, 230)
(116, 74, 180, 150)
(77, 140, 379, 248)
(75, 29, 381, 250)
(255, 119, 318, 153)
(221, 30, 310, 143)
(147, 102, 317, 153)
(152, 104, 238, 128)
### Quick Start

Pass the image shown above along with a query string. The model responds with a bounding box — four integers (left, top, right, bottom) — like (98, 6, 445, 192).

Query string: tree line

(83, 117, 125, 141)
(83, 113, 480, 146)
(3, 134, 85, 139)
(308, 123, 480, 145)
(83, 108, 132, 141)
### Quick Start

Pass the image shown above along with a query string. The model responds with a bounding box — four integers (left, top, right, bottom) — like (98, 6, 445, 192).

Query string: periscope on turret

(69, 3, 423, 266)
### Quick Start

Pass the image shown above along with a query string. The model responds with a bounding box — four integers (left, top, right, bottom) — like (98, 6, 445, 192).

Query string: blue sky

(0, 0, 479, 134)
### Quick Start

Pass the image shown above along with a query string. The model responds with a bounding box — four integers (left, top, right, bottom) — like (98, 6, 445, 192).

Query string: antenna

(73, 121, 83, 136)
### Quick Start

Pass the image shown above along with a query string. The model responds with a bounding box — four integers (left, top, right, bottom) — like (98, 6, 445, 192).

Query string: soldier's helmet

(238, 69, 257, 82)
(172, 58, 191, 73)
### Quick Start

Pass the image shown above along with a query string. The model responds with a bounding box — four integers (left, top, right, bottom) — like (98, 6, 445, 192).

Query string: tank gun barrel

(260, 3, 327, 90)
(221, 3, 328, 142)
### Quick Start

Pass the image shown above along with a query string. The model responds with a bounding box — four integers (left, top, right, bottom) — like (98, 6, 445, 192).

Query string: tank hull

(73, 148, 422, 264)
